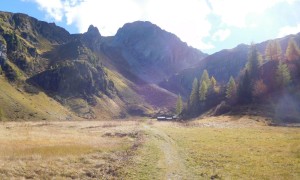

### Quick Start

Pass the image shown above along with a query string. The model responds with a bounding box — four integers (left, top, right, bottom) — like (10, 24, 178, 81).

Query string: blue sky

(1, 0, 300, 54)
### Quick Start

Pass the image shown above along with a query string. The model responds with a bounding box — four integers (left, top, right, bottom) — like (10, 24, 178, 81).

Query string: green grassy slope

(0, 76, 73, 121)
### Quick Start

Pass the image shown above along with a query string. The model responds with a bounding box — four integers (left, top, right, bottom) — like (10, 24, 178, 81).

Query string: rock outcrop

(104, 21, 207, 83)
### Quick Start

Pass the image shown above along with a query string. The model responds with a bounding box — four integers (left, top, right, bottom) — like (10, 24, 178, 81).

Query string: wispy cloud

(209, 0, 295, 28)
(24, 0, 300, 52)
(64, 0, 142, 35)
(212, 29, 231, 41)
(23, 0, 213, 50)
(277, 24, 300, 37)
(23, 0, 64, 21)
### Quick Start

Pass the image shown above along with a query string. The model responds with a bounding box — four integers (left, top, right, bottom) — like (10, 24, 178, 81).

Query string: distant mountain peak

(104, 20, 207, 83)
(86, 25, 101, 37)
(114, 21, 182, 46)
(120, 21, 162, 33)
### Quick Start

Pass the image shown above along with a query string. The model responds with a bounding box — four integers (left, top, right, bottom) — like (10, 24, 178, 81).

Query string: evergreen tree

(238, 43, 260, 104)
(189, 78, 199, 109)
(286, 38, 300, 62)
(226, 76, 237, 100)
(247, 43, 261, 80)
(276, 62, 291, 88)
(200, 69, 211, 88)
(176, 94, 183, 115)
(199, 81, 208, 101)
(265, 40, 282, 61)
(238, 70, 252, 104)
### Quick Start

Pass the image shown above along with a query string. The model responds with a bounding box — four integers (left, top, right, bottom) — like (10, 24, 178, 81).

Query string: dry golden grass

(156, 116, 300, 179)
(0, 116, 299, 179)
(0, 120, 142, 179)
(0, 77, 72, 121)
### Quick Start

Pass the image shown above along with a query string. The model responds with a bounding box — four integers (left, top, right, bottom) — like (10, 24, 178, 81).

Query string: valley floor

(0, 116, 299, 179)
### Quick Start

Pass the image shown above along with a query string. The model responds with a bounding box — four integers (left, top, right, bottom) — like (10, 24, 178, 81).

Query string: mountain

(160, 33, 300, 99)
(0, 11, 207, 120)
(160, 32, 300, 122)
(1, 11, 298, 121)
(102, 21, 207, 84)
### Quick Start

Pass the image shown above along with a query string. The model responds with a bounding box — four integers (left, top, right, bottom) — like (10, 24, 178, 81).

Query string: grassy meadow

(158, 119, 300, 179)
(0, 116, 299, 179)
(0, 120, 143, 179)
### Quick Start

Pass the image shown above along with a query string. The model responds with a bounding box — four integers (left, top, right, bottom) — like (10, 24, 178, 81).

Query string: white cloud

(144, 0, 212, 50)
(277, 24, 300, 37)
(23, 0, 64, 21)
(197, 41, 215, 50)
(209, 0, 298, 28)
(26, 0, 213, 50)
(212, 29, 231, 41)
(287, 0, 299, 3)
(24, 0, 299, 51)
(64, 0, 142, 35)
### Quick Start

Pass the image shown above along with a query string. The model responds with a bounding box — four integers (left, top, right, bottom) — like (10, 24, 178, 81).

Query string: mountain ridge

(103, 21, 207, 83)
(0, 11, 206, 120)
(1, 10, 299, 121)
(160, 33, 300, 98)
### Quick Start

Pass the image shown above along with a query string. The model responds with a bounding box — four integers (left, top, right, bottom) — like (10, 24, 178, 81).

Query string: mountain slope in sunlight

(0, 11, 207, 119)
(160, 33, 300, 99)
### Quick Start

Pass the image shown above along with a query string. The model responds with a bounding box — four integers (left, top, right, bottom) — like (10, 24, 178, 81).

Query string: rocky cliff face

(1, 11, 299, 119)
(104, 21, 207, 83)
(0, 11, 119, 118)
(79, 25, 102, 52)
(10, 13, 70, 44)
(0, 35, 20, 81)
(1, 11, 207, 118)
(0, 37, 7, 60)
(0, 37, 7, 66)
(0, 12, 72, 77)
(28, 61, 114, 98)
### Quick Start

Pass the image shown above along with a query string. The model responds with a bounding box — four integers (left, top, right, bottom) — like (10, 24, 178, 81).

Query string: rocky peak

(107, 21, 207, 83)
(114, 21, 174, 46)
(8, 12, 71, 44)
(86, 25, 101, 38)
(80, 25, 102, 51)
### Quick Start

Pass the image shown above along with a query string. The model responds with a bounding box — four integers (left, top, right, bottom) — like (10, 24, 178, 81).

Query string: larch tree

(253, 79, 268, 97)
(189, 78, 199, 109)
(176, 94, 183, 115)
(210, 76, 218, 93)
(211, 76, 216, 88)
(276, 61, 291, 88)
(199, 81, 208, 101)
(265, 40, 282, 61)
(200, 69, 211, 88)
(226, 76, 237, 100)
(286, 38, 300, 62)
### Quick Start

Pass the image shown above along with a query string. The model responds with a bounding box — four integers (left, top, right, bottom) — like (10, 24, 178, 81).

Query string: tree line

(176, 37, 300, 117)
